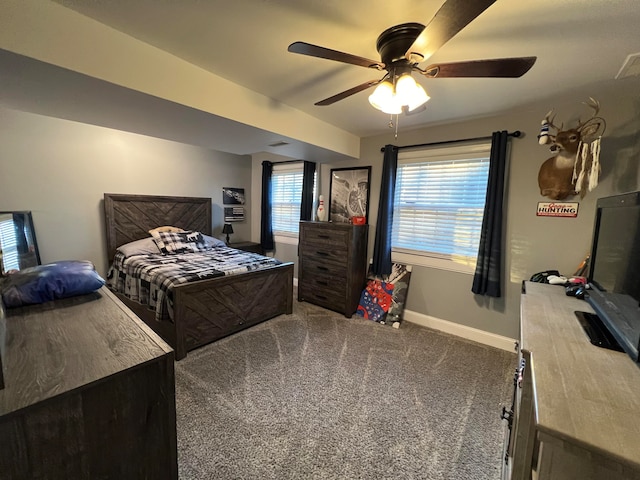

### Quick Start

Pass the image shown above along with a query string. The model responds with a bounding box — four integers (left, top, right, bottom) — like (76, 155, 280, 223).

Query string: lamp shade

(368, 74, 429, 114)
(222, 223, 234, 245)
(368, 80, 401, 115)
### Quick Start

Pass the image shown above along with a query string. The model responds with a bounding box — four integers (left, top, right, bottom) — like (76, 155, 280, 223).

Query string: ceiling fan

(287, 0, 536, 115)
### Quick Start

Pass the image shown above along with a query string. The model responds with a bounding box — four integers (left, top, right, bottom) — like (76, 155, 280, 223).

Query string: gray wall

(319, 83, 640, 339)
(2, 83, 638, 340)
(0, 107, 254, 276)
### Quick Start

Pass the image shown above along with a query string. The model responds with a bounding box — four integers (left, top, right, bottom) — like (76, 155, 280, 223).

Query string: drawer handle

(315, 294, 328, 300)
(316, 234, 330, 239)
(316, 251, 329, 256)
(316, 266, 329, 271)
(517, 358, 526, 387)
(315, 280, 328, 286)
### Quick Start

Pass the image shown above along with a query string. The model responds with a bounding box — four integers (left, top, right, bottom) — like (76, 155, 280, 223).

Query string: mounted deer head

(537, 98, 605, 200)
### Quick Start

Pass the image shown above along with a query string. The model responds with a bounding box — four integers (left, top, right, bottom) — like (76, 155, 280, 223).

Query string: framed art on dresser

(329, 166, 371, 224)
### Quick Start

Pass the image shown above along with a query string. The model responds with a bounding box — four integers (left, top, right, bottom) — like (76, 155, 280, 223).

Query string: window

(271, 162, 306, 238)
(392, 142, 491, 273)
(0, 217, 20, 272)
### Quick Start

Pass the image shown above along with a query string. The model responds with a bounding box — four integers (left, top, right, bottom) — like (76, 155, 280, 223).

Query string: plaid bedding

(107, 246, 281, 322)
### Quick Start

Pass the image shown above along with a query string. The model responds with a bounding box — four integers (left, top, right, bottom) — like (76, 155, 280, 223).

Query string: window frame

(390, 142, 492, 274)
(271, 161, 316, 245)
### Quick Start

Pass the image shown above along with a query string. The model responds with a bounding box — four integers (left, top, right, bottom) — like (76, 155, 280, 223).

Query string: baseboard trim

(403, 309, 517, 352)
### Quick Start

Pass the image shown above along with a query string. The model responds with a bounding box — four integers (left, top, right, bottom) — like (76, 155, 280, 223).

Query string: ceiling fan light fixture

(396, 74, 430, 111)
(368, 74, 429, 114)
(407, 82, 430, 112)
(368, 80, 402, 114)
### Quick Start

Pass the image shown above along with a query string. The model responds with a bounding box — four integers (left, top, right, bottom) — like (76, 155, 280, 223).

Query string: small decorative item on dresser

(316, 195, 326, 221)
(351, 216, 366, 225)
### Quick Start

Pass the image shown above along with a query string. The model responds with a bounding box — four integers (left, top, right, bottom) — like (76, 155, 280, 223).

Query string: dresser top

(0, 287, 172, 417)
(521, 282, 640, 469)
(300, 220, 368, 229)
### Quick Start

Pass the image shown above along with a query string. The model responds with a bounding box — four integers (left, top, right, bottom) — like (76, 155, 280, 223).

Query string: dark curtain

(300, 161, 316, 221)
(260, 160, 275, 252)
(472, 130, 509, 297)
(371, 145, 398, 277)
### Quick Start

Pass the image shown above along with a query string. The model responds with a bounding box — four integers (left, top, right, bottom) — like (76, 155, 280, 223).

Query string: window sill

(391, 251, 475, 275)
(274, 234, 299, 246)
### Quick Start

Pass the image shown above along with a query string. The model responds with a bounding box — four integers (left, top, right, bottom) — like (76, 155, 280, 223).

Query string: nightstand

(229, 241, 264, 255)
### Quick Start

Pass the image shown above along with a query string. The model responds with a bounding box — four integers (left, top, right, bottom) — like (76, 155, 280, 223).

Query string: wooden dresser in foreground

(0, 287, 177, 480)
(503, 282, 640, 480)
(298, 221, 368, 317)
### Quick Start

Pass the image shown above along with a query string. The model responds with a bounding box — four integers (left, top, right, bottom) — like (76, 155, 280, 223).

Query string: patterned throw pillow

(151, 230, 206, 255)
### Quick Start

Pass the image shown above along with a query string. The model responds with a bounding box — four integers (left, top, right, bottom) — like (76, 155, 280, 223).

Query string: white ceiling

(9, 0, 640, 158)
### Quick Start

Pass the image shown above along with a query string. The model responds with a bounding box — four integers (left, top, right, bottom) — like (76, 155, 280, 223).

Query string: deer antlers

(538, 97, 605, 147)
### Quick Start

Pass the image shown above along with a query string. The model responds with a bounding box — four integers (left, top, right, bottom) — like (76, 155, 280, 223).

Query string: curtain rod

(270, 159, 303, 165)
(380, 130, 521, 152)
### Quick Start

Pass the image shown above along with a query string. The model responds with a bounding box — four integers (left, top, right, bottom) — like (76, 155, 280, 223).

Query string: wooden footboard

(113, 262, 293, 360)
(174, 262, 293, 359)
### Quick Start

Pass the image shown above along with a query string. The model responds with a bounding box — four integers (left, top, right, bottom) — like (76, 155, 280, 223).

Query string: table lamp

(222, 223, 234, 245)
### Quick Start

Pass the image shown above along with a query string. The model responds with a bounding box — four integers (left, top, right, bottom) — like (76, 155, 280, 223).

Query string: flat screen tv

(585, 190, 640, 363)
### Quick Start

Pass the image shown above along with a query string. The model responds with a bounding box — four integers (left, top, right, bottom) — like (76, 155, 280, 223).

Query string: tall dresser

(298, 221, 368, 317)
(0, 287, 177, 480)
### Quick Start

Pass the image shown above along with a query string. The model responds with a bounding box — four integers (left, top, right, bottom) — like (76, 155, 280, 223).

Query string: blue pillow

(0, 260, 105, 308)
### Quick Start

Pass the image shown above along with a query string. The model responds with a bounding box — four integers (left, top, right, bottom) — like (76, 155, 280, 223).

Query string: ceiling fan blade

(421, 57, 537, 78)
(315, 80, 381, 106)
(288, 42, 385, 69)
(405, 0, 497, 63)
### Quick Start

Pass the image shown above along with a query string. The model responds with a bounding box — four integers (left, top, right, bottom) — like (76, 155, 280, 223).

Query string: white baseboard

(403, 309, 517, 352)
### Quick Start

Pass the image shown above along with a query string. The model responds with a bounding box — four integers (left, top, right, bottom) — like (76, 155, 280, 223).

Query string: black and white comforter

(107, 246, 281, 322)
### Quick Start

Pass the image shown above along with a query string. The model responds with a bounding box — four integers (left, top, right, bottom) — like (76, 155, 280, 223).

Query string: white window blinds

(0, 218, 20, 271)
(272, 162, 304, 235)
(392, 142, 491, 265)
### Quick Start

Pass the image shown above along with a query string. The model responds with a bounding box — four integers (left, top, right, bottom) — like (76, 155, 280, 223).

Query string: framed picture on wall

(222, 187, 245, 205)
(329, 166, 371, 223)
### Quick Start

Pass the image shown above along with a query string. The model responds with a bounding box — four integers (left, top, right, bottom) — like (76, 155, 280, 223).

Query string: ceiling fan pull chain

(387, 114, 400, 139)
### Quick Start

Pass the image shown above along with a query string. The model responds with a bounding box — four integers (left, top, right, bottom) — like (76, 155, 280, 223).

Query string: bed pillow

(116, 237, 162, 256)
(148, 225, 185, 235)
(202, 234, 226, 249)
(0, 260, 105, 308)
(151, 230, 206, 254)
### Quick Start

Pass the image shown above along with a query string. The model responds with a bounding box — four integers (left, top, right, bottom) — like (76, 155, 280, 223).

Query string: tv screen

(587, 191, 640, 362)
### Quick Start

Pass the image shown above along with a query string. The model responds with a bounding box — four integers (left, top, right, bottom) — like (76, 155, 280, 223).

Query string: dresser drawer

(298, 284, 346, 312)
(300, 243, 348, 265)
(300, 270, 344, 295)
(300, 224, 350, 249)
(300, 255, 346, 277)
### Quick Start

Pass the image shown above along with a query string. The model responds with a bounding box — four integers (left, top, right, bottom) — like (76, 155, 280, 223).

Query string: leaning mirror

(0, 211, 41, 274)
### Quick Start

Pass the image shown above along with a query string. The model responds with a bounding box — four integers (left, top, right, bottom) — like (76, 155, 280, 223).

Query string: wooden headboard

(104, 193, 212, 261)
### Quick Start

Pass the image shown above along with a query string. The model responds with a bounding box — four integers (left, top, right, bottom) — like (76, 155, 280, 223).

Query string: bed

(104, 193, 293, 360)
